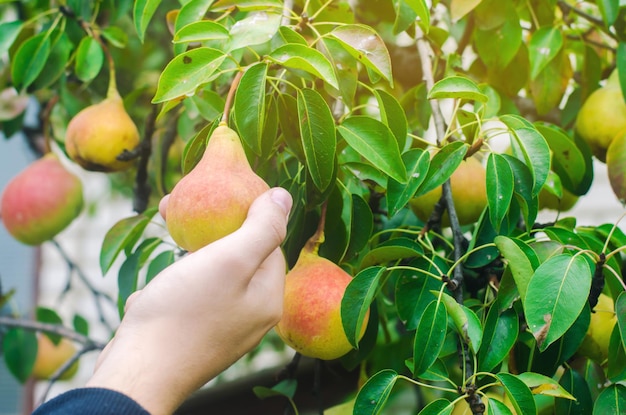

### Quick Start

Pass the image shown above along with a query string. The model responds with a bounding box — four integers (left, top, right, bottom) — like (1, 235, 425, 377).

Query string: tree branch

(0, 316, 107, 348)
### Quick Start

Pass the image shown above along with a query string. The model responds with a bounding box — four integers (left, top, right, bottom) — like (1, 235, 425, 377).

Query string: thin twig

(50, 240, 116, 332)
(133, 105, 158, 213)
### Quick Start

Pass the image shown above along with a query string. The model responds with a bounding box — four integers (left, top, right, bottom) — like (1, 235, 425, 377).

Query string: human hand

(86, 187, 293, 415)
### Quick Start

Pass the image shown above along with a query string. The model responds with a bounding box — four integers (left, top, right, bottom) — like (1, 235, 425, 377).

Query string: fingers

(203, 187, 292, 272)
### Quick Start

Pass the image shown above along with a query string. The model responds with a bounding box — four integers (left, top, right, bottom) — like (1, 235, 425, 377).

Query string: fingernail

(270, 187, 293, 218)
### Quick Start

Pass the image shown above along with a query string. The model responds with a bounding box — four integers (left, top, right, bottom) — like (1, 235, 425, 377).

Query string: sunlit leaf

(153, 48, 227, 103)
(529, 27, 564, 80)
(268, 44, 339, 89)
(134, 0, 163, 43)
(428, 76, 488, 102)
(329, 24, 393, 84)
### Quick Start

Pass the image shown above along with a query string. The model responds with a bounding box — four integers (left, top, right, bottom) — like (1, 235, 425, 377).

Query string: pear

(32, 334, 80, 381)
(65, 89, 140, 172)
(164, 122, 269, 251)
(409, 156, 487, 226)
(275, 239, 369, 360)
(0, 153, 83, 245)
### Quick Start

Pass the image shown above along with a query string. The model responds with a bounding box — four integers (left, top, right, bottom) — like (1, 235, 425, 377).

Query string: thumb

(209, 187, 292, 267)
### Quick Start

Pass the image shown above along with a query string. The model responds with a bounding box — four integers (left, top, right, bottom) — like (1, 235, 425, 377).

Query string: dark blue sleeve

(32, 388, 151, 415)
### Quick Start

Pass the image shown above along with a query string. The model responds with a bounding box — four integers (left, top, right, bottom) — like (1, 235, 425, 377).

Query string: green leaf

(30, 32, 72, 90)
(413, 299, 448, 376)
(374, 89, 408, 148)
(529, 27, 564, 80)
(267, 44, 339, 90)
(0, 20, 23, 56)
(297, 88, 337, 193)
(556, 368, 593, 414)
(11, 33, 51, 91)
(317, 37, 358, 108)
(3, 328, 38, 383)
(253, 379, 297, 399)
(495, 373, 537, 415)
(525, 254, 593, 351)
(450, 0, 482, 21)
(75, 37, 104, 82)
(428, 76, 488, 102)
(36, 307, 63, 344)
(417, 141, 468, 195)
(478, 303, 519, 372)
(393, 0, 417, 35)
(338, 116, 407, 184)
(386, 149, 430, 216)
(118, 250, 141, 317)
(133, 0, 163, 43)
(516, 372, 575, 399)
(494, 236, 539, 301)
(227, 11, 281, 51)
(417, 398, 454, 415)
(354, 369, 398, 415)
(99, 208, 158, 275)
(101, 26, 129, 48)
(360, 237, 423, 269)
(534, 123, 586, 192)
(395, 262, 445, 330)
(173, 21, 229, 43)
(146, 250, 176, 284)
(403, 0, 430, 29)
(174, 0, 214, 33)
(73, 314, 90, 337)
(182, 122, 215, 174)
(234, 63, 268, 156)
(328, 24, 393, 84)
(593, 384, 626, 415)
(212, 0, 282, 11)
(152, 48, 227, 103)
(616, 291, 626, 352)
(486, 153, 514, 232)
(345, 194, 374, 261)
(597, 0, 619, 26)
(437, 291, 483, 353)
(474, 17, 522, 69)
(342, 266, 384, 349)
(500, 116, 551, 197)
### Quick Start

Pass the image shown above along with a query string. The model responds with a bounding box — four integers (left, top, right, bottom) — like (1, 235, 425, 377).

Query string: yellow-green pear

(32, 334, 80, 381)
(275, 239, 369, 360)
(65, 90, 140, 172)
(0, 153, 83, 245)
(575, 85, 626, 162)
(164, 123, 269, 251)
(409, 157, 487, 226)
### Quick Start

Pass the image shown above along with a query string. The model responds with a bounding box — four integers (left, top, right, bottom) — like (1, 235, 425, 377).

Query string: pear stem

(222, 69, 245, 124)
(304, 201, 328, 254)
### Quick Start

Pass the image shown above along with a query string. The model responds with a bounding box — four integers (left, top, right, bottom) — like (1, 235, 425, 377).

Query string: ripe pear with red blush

(275, 230, 369, 360)
(65, 83, 140, 172)
(164, 122, 269, 251)
(0, 153, 83, 245)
